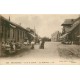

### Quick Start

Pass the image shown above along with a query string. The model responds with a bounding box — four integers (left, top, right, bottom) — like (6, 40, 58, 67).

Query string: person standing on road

(39, 39, 45, 49)
(31, 40, 35, 49)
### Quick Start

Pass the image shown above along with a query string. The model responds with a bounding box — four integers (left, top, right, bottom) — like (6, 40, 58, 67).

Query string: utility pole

(79, 18, 80, 45)
(34, 26, 36, 35)
(34, 26, 36, 43)
(9, 16, 10, 21)
(0, 15, 2, 56)
(78, 15, 80, 45)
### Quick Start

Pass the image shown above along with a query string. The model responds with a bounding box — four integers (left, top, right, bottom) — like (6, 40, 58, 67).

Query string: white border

(0, 0, 80, 14)
(0, 0, 80, 80)
(0, 65, 80, 80)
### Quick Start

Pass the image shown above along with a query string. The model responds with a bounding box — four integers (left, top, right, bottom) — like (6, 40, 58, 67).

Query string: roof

(26, 28, 35, 33)
(61, 19, 75, 26)
(0, 15, 27, 31)
(69, 20, 80, 32)
(28, 33, 36, 38)
(26, 28, 38, 36)
(60, 33, 68, 39)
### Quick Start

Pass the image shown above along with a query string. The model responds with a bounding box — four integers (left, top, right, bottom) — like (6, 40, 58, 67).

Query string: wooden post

(79, 23, 80, 45)
(0, 16, 2, 56)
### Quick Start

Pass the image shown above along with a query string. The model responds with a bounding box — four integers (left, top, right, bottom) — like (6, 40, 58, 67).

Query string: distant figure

(13, 42, 16, 51)
(9, 41, 13, 51)
(2, 42, 5, 49)
(39, 39, 45, 49)
(2, 42, 5, 53)
(9, 41, 16, 53)
(15, 42, 21, 50)
(24, 41, 27, 46)
(27, 40, 29, 45)
(31, 40, 35, 49)
(5, 41, 11, 54)
(24, 39, 29, 46)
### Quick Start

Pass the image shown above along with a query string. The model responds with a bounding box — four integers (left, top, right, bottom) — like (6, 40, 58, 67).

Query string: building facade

(61, 19, 75, 43)
(68, 17, 80, 44)
(51, 31, 61, 42)
(0, 15, 37, 56)
(61, 17, 80, 45)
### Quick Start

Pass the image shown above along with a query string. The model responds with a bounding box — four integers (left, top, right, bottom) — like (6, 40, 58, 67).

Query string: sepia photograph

(0, 14, 80, 64)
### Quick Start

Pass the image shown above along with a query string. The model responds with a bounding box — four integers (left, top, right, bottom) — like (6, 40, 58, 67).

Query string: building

(61, 17, 80, 45)
(60, 19, 75, 43)
(68, 17, 80, 44)
(2, 16, 30, 42)
(0, 15, 37, 56)
(26, 28, 39, 43)
(51, 31, 61, 42)
(61, 19, 75, 34)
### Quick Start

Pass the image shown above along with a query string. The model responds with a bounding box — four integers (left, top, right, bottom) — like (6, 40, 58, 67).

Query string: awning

(77, 35, 80, 38)
(28, 33, 36, 38)
(60, 33, 68, 39)
(10, 24, 16, 28)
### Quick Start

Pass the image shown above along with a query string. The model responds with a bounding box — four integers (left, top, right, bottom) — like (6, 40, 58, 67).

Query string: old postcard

(0, 14, 80, 64)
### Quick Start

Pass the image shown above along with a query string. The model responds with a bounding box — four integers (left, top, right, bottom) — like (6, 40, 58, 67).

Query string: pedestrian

(27, 39, 29, 45)
(2, 42, 6, 53)
(10, 41, 13, 51)
(39, 39, 45, 49)
(2, 42, 5, 49)
(13, 41, 16, 51)
(5, 41, 11, 55)
(39, 39, 42, 49)
(31, 40, 35, 49)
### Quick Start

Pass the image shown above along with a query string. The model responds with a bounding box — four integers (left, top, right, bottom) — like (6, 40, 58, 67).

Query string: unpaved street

(0, 42, 80, 64)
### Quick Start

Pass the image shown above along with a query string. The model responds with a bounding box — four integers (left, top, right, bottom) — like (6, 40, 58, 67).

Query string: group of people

(30, 39, 45, 49)
(23, 40, 29, 46)
(1, 39, 45, 55)
(2, 41, 21, 54)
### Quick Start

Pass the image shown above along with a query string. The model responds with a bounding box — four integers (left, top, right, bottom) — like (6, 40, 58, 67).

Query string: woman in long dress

(31, 40, 35, 49)
(39, 40, 45, 49)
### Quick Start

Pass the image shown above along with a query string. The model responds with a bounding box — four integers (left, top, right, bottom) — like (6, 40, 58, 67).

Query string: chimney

(9, 16, 10, 21)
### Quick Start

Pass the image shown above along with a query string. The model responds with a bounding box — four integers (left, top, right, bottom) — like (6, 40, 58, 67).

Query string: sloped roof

(28, 33, 36, 38)
(60, 33, 68, 39)
(61, 19, 75, 26)
(0, 15, 27, 31)
(69, 19, 80, 32)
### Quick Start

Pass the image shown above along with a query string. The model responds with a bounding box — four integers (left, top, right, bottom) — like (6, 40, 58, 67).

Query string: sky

(1, 14, 79, 38)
